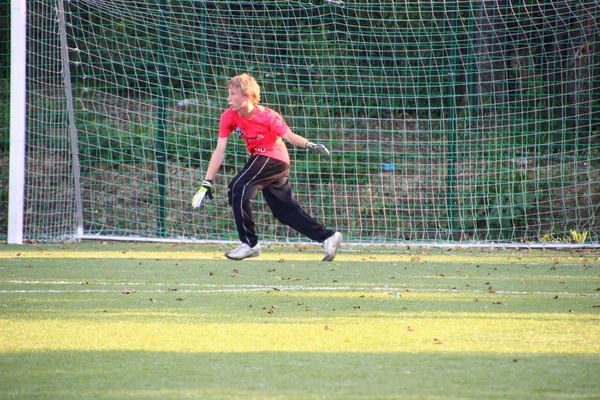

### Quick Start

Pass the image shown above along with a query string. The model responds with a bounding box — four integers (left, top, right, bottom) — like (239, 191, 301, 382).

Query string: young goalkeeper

(193, 73, 343, 261)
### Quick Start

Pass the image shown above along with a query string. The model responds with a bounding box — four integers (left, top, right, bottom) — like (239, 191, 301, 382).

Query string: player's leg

(225, 156, 285, 260)
(262, 178, 342, 260)
(227, 158, 265, 247)
(262, 176, 335, 242)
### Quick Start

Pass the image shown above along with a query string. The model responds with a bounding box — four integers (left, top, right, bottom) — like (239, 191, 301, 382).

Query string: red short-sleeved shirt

(219, 106, 292, 164)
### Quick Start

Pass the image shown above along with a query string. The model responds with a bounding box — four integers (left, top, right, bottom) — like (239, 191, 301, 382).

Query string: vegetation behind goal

(2, 1, 599, 245)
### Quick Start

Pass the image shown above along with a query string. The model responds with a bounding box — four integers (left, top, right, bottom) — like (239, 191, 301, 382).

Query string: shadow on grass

(2, 350, 599, 399)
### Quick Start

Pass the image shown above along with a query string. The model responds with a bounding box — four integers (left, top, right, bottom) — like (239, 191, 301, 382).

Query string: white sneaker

(322, 232, 342, 261)
(225, 243, 261, 260)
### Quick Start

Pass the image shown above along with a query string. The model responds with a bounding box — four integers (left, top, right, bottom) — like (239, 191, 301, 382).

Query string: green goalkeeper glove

(192, 180, 213, 208)
(306, 141, 330, 156)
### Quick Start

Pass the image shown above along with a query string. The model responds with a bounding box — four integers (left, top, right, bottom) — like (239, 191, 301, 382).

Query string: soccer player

(193, 73, 343, 261)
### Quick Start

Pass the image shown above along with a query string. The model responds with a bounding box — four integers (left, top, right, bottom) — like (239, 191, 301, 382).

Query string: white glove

(306, 142, 330, 156)
(192, 180, 213, 208)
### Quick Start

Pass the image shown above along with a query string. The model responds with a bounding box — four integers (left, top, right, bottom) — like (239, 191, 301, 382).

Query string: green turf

(1, 242, 599, 399)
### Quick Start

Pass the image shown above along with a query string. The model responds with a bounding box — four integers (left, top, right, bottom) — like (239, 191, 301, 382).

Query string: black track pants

(227, 155, 334, 247)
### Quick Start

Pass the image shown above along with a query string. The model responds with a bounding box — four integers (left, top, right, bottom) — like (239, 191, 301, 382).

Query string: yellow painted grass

(2, 312, 598, 354)
(0, 247, 595, 264)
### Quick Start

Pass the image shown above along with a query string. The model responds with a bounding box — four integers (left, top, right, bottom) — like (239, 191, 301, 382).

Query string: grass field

(1, 242, 599, 399)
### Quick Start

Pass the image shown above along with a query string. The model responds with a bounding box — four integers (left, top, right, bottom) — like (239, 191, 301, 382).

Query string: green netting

(7, 0, 600, 245)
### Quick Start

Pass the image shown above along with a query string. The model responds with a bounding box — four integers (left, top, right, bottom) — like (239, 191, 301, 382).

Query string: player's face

(228, 88, 250, 112)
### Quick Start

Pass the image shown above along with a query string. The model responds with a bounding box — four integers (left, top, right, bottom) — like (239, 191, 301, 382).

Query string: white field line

(0, 280, 599, 296)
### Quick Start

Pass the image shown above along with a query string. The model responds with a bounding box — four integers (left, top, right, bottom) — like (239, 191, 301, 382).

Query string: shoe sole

(225, 251, 260, 261)
(322, 232, 342, 262)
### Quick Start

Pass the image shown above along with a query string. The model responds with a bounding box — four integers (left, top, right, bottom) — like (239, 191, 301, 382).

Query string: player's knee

(227, 183, 248, 207)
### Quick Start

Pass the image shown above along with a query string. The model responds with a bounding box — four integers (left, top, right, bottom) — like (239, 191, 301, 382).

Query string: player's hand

(192, 180, 213, 208)
(306, 142, 330, 156)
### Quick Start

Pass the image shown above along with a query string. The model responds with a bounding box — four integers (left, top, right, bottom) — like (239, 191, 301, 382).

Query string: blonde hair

(227, 73, 261, 105)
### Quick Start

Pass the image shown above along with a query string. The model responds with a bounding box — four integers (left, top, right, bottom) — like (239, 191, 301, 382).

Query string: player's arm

(192, 136, 228, 208)
(205, 136, 228, 181)
(283, 131, 330, 155)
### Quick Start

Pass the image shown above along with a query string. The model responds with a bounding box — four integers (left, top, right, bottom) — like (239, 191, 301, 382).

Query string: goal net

(16, 0, 600, 246)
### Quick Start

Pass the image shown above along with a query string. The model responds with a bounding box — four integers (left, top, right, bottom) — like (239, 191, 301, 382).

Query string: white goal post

(7, 0, 26, 244)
